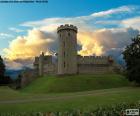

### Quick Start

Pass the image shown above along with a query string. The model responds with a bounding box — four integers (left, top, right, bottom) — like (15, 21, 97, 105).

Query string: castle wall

(34, 56, 39, 71)
(21, 69, 37, 88)
(78, 64, 112, 74)
(77, 56, 109, 64)
(33, 24, 117, 76)
(39, 53, 44, 76)
(43, 63, 57, 74)
(77, 56, 114, 74)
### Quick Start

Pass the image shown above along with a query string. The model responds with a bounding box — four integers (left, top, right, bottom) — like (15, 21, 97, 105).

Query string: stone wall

(77, 55, 110, 64)
(34, 54, 57, 76)
(21, 69, 37, 88)
(77, 55, 114, 74)
(33, 54, 116, 75)
(77, 64, 113, 74)
(43, 63, 57, 74)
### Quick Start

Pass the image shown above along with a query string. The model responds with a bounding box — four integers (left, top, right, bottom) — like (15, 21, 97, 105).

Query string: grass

(0, 87, 140, 112)
(0, 74, 139, 112)
(21, 74, 130, 93)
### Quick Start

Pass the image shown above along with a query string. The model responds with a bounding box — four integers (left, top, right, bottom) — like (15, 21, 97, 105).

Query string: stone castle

(34, 24, 117, 76)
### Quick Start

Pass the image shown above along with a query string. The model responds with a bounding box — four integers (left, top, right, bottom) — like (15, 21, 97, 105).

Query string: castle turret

(34, 56, 39, 72)
(57, 24, 78, 75)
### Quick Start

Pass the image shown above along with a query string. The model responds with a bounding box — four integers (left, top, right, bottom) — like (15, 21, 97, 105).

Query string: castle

(34, 24, 117, 76)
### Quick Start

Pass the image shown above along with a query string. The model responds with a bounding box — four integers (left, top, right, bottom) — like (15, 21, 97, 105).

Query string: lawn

(21, 74, 130, 93)
(0, 87, 140, 112)
(0, 74, 139, 112)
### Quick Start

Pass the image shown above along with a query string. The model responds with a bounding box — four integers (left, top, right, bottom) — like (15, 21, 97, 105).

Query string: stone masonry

(34, 24, 118, 76)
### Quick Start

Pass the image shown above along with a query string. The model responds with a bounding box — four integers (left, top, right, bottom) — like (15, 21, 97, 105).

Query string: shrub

(0, 102, 139, 116)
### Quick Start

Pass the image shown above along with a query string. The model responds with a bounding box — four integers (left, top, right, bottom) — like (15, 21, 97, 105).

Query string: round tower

(57, 24, 78, 75)
(39, 52, 44, 76)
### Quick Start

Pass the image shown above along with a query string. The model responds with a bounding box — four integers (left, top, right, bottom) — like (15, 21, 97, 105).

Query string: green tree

(0, 56, 5, 77)
(123, 35, 140, 84)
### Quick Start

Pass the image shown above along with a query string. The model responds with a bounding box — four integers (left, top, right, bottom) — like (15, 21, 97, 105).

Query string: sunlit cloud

(20, 5, 139, 57)
(3, 29, 54, 60)
(77, 31, 104, 56)
(3, 5, 140, 69)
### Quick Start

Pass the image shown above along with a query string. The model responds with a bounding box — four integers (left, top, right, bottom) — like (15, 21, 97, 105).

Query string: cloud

(91, 6, 135, 17)
(3, 29, 54, 60)
(20, 5, 139, 57)
(94, 28, 139, 51)
(3, 5, 140, 69)
(9, 27, 24, 33)
(121, 16, 140, 30)
(77, 31, 103, 56)
(78, 27, 139, 56)
(0, 33, 14, 39)
(21, 5, 138, 31)
(4, 59, 24, 70)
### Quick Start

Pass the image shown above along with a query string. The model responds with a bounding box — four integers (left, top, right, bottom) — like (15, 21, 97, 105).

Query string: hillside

(21, 74, 130, 93)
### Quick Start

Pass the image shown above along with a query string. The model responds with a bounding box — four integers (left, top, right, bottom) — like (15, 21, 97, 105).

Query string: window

(64, 52, 65, 57)
(64, 41, 65, 47)
(64, 62, 65, 68)
(68, 32, 70, 36)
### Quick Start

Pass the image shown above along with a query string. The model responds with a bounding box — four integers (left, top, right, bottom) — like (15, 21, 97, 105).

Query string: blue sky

(0, 0, 140, 69)
(0, 0, 139, 31)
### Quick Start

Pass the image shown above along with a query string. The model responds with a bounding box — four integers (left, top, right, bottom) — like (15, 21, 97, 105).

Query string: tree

(123, 35, 140, 84)
(0, 56, 12, 85)
(0, 55, 5, 77)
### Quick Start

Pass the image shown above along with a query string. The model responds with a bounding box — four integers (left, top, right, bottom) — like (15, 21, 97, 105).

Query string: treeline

(0, 56, 13, 86)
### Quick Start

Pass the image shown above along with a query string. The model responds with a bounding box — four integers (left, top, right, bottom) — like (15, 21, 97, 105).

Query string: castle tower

(39, 52, 44, 76)
(57, 24, 78, 75)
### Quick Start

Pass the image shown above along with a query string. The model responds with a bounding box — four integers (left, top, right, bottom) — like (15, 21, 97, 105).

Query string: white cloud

(19, 5, 139, 56)
(5, 59, 24, 70)
(3, 5, 140, 69)
(21, 5, 137, 32)
(91, 6, 135, 17)
(9, 27, 24, 33)
(0, 33, 14, 39)
(121, 16, 140, 30)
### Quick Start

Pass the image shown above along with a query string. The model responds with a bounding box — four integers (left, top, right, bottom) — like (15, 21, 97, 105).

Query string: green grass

(0, 74, 139, 112)
(0, 87, 140, 112)
(21, 74, 130, 93)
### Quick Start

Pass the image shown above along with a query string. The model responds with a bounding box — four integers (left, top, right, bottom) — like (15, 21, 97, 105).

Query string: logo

(125, 109, 139, 116)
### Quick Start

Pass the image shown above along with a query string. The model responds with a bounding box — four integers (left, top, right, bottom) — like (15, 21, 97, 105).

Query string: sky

(0, 0, 140, 69)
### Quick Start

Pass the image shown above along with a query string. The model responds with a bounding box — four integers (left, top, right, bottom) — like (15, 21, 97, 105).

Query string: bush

(0, 102, 139, 116)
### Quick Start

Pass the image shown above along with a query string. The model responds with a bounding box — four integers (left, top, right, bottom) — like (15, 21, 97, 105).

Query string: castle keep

(34, 24, 116, 75)
(57, 25, 77, 75)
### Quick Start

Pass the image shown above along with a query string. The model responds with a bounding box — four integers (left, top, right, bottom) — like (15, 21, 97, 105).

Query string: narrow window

(68, 32, 70, 36)
(64, 52, 65, 57)
(64, 62, 65, 68)
(64, 41, 65, 47)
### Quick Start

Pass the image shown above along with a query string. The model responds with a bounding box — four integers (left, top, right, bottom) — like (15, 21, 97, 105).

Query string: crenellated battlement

(77, 55, 111, 59)
(57, 24, 78, 33)
(77, 55, 112, 65)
